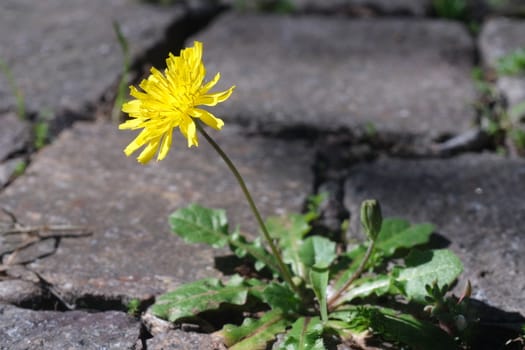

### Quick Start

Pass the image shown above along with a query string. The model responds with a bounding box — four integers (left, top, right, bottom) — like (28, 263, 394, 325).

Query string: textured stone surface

(194, 13, 475, 137)
(0, 121, 313, 305)
(0, 113, 29, 162)
(147, 330, 225, 350)
(0, 0, 184, 118)
(0, 280, 43, 306)
(294, 0, 431, 15)
(0, 303, 140, 349)
(344, 154, 525, 315)
(479, 18, 525, 110)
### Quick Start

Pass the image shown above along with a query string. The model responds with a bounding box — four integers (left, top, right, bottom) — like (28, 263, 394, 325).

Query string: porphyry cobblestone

(0, 303, 141, 350)
(0, 0, 184, 122)
(0, 121, 313, 306)
(344, 154, 525, 315)
(194, 13, 476, 138)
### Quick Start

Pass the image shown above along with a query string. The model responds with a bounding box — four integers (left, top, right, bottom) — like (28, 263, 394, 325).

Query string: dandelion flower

(119, 41, 235, 164)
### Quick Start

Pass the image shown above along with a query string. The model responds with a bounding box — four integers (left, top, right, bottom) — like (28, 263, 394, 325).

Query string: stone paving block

(0, 113, 29, 162)
(0, 0, 184, 119)
(294, 0, 431, 15)
(222, 0, 431, 15)
(193, 13, 476, 138)
(147, 330, 226, 350)
(479, 18, 525, 110)
(0, 121, 313, 305)
(0, 303, 140, 349)
(344, 154, 525, 315)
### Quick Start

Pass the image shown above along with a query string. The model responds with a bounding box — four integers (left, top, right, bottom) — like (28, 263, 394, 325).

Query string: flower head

(119, 41, 235, 164)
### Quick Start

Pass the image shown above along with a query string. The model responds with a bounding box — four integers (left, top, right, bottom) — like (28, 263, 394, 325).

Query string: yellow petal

(180, 119, 198, 147)
(196, 86, 235, 106)
(137, 140, 160, 164)
(200, 73, 220, 94)
(190, 108, 224, 130)
(122, 99, 142, 116)
(158, 128, 173, 161)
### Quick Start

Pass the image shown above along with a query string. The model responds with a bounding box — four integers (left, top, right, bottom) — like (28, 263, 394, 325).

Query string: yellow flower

(119, 41, 235, 164)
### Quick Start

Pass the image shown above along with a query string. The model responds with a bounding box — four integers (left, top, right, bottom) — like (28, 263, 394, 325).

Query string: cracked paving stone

(0, 0, 185, 123)
(0, 280, 43, 306)
(0, 121, 313, 307)
(0, 113, 29, 162)
(0, 303, 140, 350)
(193, 13, 475, 138)
(344, 154, 525, 316)
(479, 18, 525, 111)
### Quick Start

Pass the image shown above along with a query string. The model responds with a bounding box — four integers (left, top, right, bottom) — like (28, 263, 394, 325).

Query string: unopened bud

(360, 199, 382, 241)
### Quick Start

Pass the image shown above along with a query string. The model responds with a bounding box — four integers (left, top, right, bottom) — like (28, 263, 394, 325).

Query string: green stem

(327, 240, 376, 311)
(196, 122, 298, 293)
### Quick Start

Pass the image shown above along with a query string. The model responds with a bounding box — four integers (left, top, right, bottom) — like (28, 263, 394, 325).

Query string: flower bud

(360, 199, 382, 241)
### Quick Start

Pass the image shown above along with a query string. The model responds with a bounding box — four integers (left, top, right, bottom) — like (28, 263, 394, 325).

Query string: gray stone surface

(0, 113, 29, 162)
(0, 120, 313, 306)
(194, 13, 476, 137)
(294, 0, 431, 15)
(479, 18, 525, 110)
(0, 0, 184, 118)
(147, 330, 225, 350)
(0, 280, 43, 306)
(344, 154, 525, 315)
(0, 303, 140, 349)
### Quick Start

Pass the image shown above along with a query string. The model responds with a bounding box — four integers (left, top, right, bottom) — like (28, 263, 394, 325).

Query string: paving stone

(222, 0, 431, 15)
(0, 113, 30, 162)
(147, 330, 226, 350)
(0, 303, 140, 349)
(0, 0, 184, 122)
(293, 0, 431, 15)
(479, 18, 525, 110)
(0, 280, 43, 306)
(194, 13, 476, 138)
(0, 121, 313, 306)
(344, 154, 525, 315)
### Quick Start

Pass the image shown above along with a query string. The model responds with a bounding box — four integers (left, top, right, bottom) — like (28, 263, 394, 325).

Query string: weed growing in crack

(496, 48, 525, 76)
(118, 41, 501, 349)
(0, 57, 25, 120)
(472, 66, 525, 156)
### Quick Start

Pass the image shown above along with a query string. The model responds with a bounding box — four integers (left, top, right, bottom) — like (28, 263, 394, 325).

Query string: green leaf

(262, 282, 302, 315)
(336, 274, 394, 304)
(367, 307, 458, 350)
(299, 236, 336, 269)
(219, 309, 290, 350)
(229, 232, 281, 275)
(266, 214, 311, 277)
(375, 218, 434, 257)
(151, 276, 263, 322)
(394, 249, 463, 303)
(169, 204, 228, 247)
(310, 268, 329, 322)
(278, 317, 325, 350)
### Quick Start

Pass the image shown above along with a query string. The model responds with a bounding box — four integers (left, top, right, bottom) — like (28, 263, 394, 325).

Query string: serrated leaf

(151, 276, 263, 322)
(299, 236, 336, 269)
(375, 219, 434, 257)
(219, 309, 290, 350)
(367, 307, 458, 350)
(310, 268, 329, 322)
(395, 249, 463, 303)
(169, 204, 228, 247)
(278, 317, 325, 350)
(262, 282, 302, 314)
(266, 214, 311, 277)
